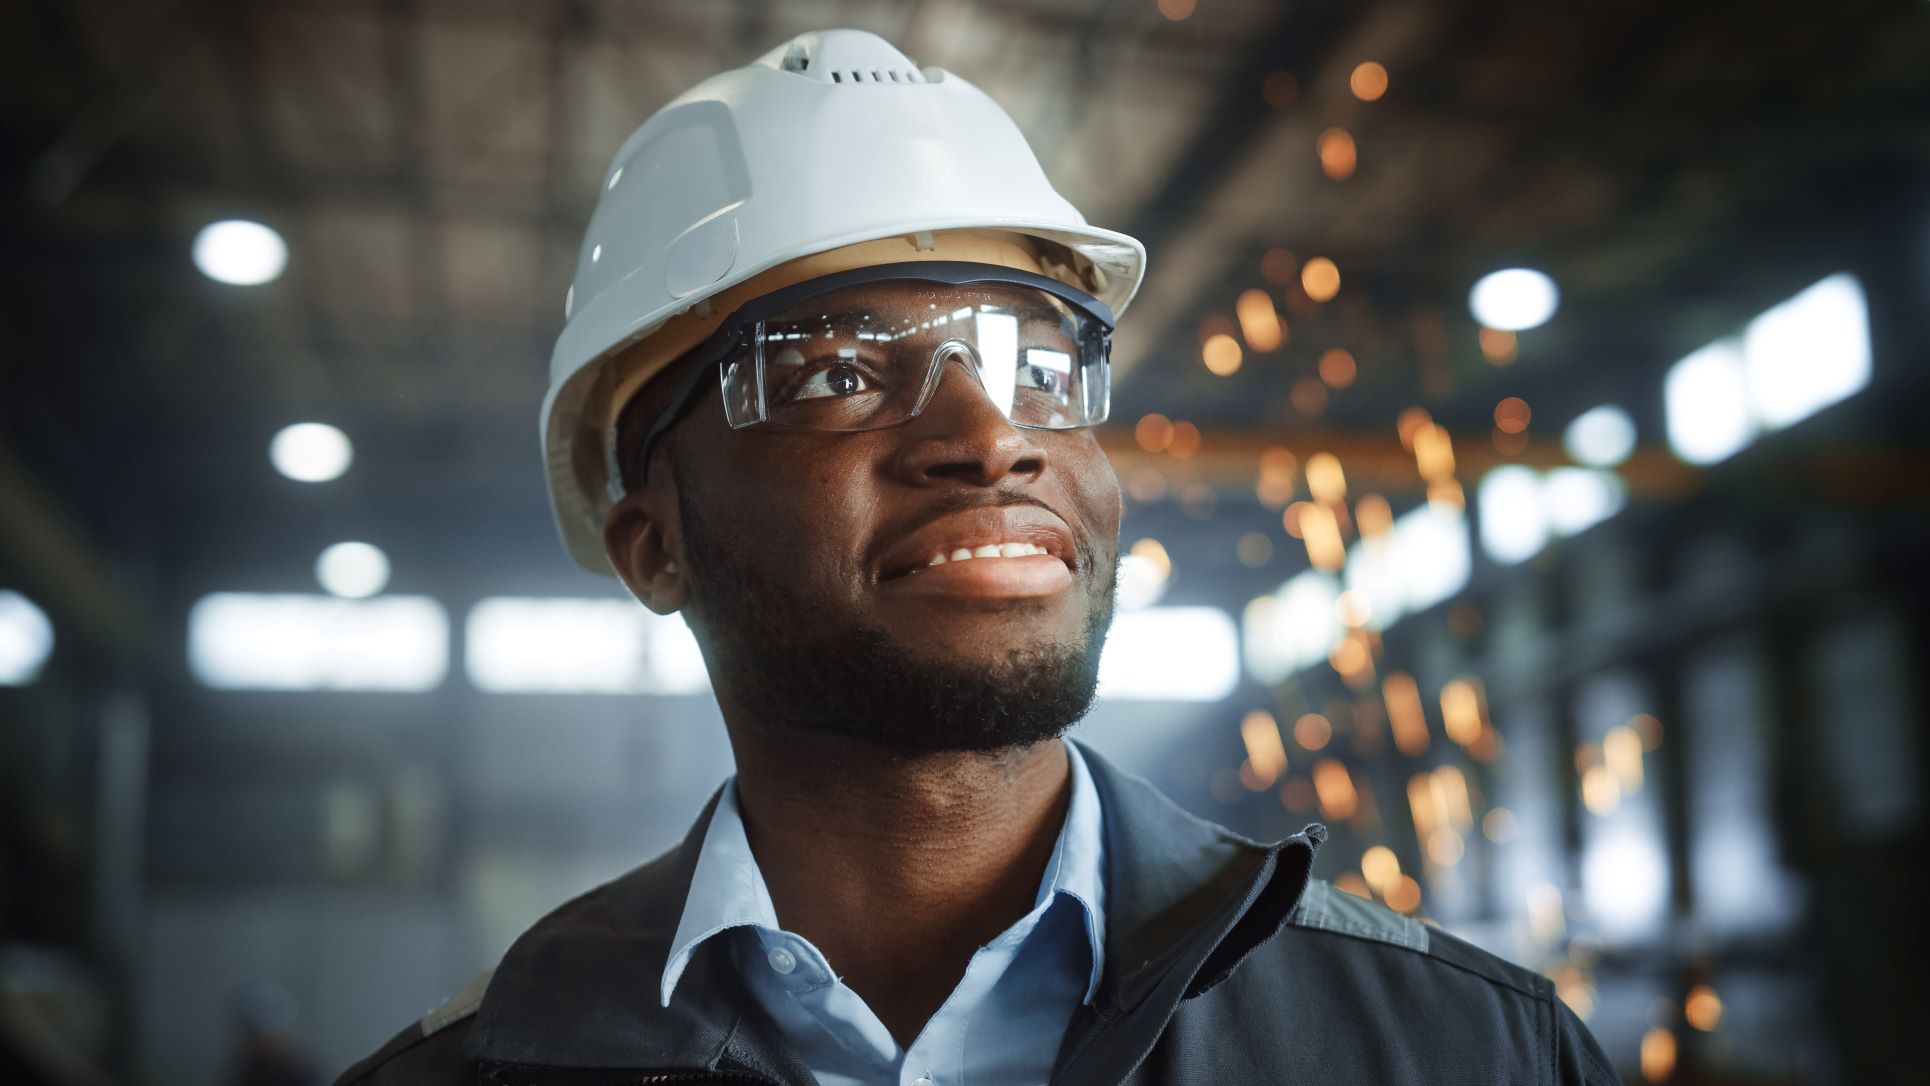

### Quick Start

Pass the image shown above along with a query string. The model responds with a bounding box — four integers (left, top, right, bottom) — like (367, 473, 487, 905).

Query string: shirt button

(766, 946, 797, 975)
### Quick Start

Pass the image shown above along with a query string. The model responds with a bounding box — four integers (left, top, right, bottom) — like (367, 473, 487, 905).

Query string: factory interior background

(2, 0, 1927, 1082)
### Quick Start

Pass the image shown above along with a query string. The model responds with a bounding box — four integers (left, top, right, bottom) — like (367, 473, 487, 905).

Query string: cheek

(702, 443, 878, 589)
(1072, 449, 1124, 552)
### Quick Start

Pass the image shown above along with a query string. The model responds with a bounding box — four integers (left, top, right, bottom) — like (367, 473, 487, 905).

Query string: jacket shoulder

(332, 969, 491, 1086)
(1278, 879, 1616, 1083)
(1290, 877, 1554, 995)
(1288, 876, 1431, 952)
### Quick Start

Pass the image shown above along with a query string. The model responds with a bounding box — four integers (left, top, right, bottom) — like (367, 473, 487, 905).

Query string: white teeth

(921, 542, 1048, 568)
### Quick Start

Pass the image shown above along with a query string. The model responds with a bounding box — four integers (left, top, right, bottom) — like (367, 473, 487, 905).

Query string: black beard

(676, 489, 1116, 755)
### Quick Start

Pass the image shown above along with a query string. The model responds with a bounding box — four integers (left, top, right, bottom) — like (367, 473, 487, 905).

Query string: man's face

(631, 280, 1123, 753)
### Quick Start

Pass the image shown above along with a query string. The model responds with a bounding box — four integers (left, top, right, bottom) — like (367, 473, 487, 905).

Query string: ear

(604, 486, 689, 615)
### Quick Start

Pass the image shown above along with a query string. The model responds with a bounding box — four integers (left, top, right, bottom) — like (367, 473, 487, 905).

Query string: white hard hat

(542, 28, 1147, 575)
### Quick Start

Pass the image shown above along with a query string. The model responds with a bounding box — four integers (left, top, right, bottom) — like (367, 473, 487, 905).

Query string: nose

(891, 351, 1048, 486)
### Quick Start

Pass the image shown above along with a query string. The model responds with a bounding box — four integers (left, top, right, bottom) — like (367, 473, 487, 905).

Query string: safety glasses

(626, 262, 1115, 486)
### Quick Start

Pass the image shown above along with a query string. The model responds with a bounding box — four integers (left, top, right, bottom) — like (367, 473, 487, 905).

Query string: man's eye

(793, 362, 875, 400)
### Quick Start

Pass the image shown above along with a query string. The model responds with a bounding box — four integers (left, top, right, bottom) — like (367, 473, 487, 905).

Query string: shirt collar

(1040, 738, 1108, 1002)
(658, 738, 1108, 1008)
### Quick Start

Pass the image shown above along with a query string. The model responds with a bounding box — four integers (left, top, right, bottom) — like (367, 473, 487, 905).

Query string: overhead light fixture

(1469, 268, 1559, 331)
(0, 590, 55, 686)
(1563, 405, 1637, 468)
(269, 422, 353, 482)
(192, 219, 288, 286)
(316, 542, 390, 599)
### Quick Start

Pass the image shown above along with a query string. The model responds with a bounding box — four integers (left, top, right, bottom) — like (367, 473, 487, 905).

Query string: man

(339, 29, 1615, 1085)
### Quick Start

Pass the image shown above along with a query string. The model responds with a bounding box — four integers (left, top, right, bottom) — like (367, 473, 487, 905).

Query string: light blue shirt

(659, 740, 1107, 1086)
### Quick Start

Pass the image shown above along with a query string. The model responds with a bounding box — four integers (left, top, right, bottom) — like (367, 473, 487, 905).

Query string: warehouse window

(1743, 273, 1871, 431)
(464, 597, 709, 695)
(1667, 272, 1869, 465)
(1346, 504, 1472, 628)
(1099, 607, 1240, 702)
(1665, 340, 1754, 466)
(1478, 466, 1626, 566)
(1243, 572, 1342, 686)
(188, 594, 447, 691)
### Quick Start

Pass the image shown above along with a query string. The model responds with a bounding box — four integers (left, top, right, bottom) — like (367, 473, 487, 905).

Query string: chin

(888, 619, 1091, 669)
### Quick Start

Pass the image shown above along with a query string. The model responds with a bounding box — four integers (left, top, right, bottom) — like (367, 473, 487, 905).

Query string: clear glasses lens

(720, 281, 1108, 432)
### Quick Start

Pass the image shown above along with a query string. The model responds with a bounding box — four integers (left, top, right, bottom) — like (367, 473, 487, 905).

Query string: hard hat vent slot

(828, 68, 923, 85)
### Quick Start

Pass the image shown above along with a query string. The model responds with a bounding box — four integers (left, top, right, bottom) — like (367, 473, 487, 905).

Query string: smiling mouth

(926, 541, 1048, 565)
(882, 540, 1070, 581)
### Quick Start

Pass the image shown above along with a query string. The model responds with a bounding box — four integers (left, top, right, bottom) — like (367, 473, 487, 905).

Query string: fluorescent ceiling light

(270, 423, 353, 483)
(1469, 268, 1559, 331)
(192, 219, 288, 286)
(316, 542, 390, 599)
(1563, 405, 1637, 468)
(0, 591, 54, 686)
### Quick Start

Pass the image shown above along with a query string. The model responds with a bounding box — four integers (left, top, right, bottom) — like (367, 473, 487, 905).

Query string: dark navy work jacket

(337, 743, 1617, 1085)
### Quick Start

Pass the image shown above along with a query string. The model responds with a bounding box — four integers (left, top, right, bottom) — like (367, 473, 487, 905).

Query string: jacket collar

(1078, 741, 1324, 1015)
(658, 736, 1109, 1010)
(466, 741, 1322, 1077)
(466, 786, 770, 1076)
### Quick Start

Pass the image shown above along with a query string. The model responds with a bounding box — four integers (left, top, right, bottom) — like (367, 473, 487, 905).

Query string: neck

(726, 720, 1073, 1046)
